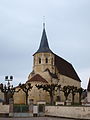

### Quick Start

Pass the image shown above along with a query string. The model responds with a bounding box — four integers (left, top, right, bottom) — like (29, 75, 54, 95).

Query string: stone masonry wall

(45, 106, 90, 119)
(0, 103, 9, 113)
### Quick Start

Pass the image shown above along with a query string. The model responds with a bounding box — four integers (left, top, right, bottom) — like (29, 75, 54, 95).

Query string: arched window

(46, 58, 48, 63)
(39, 58, 41, 64)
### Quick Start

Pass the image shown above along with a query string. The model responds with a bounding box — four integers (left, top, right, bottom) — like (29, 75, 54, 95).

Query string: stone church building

(14, 24, 81, 104)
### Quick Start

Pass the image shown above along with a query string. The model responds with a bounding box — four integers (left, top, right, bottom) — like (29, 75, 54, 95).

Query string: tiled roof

(87, 78, 90, 91)
(27, 74, 48, 83)
(54, 54, 81, 82)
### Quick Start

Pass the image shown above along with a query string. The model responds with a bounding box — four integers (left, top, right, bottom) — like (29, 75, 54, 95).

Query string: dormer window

(46, 58, 48, 63)
(39, 58, 41, 64)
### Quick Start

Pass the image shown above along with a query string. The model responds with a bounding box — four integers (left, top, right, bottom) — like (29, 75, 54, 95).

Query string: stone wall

(33, 53, 55, 74)
(14, 88, 26, 104)
(15, 51, 81, 105)
(28, 82, 50, 104)
(58, 75, 80, 102)
(87, 92, 90, 102)
(45, 106, 90, 119)
(0, 103, 9, 113)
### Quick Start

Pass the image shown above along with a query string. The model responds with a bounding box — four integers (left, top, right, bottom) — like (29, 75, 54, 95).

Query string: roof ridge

(54, 53, 71, 65)
(27, 74, 48, 83)
(54, 53, 81, 82)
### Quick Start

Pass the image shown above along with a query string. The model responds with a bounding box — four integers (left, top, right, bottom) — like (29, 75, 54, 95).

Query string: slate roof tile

(27, 74, 48, 83)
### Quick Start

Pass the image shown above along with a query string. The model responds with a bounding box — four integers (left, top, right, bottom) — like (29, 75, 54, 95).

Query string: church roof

(33, 24, 81, 82)
(54, 54, 81, 82)
(87, 78, 90, 91)
(34, 25, 52, 55)
(27, 74, 48, 83)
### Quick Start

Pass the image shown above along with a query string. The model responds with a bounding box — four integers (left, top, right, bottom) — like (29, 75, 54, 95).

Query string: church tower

(32, 23, 55, 75)
(14, 23, 81, 105)
(28, 23, 81, 87)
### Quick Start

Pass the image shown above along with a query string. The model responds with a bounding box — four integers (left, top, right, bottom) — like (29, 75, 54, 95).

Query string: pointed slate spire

(87, 78, 90, 92)
(35, 23, 52, 54)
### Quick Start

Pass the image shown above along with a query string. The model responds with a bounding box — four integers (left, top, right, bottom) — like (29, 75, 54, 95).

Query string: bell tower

(33, 23, 55, 74)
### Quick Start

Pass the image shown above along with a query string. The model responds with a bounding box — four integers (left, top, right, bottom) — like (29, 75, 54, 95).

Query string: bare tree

(70, 86, 77, 105)
(19, 83, 32, 105)
(77, 87, 84, 105)
(0, 83, 20, 104)
(36, 84, 61, 105)
(62, 85, 72, 105)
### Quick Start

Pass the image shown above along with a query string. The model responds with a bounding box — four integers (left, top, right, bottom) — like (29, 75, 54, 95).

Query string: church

(14, 24, 81, 104)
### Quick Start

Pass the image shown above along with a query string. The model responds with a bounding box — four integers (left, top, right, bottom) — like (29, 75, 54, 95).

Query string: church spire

(43, 22, 45, 30)
(35, 23, 52, 54)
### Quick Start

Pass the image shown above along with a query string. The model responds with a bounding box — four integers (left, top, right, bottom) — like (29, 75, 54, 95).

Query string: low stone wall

(45, 106, 90, 119)
(0, 103, 9, 114)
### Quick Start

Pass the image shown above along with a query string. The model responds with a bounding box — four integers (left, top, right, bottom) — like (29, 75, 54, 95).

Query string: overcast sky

(0, 0, 90, 88)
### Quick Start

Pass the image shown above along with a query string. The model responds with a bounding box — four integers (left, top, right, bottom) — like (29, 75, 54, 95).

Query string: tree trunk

(26, 93, 28, 105)
(4, 93, 8, 104)
(64, 96, 68, 105)
(58, 87, 61, 102)
(72, 94, 75, 105)
(79, 94, 81, 105)
(4, 93, 7, 104)
(50, 93, 54, 105)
